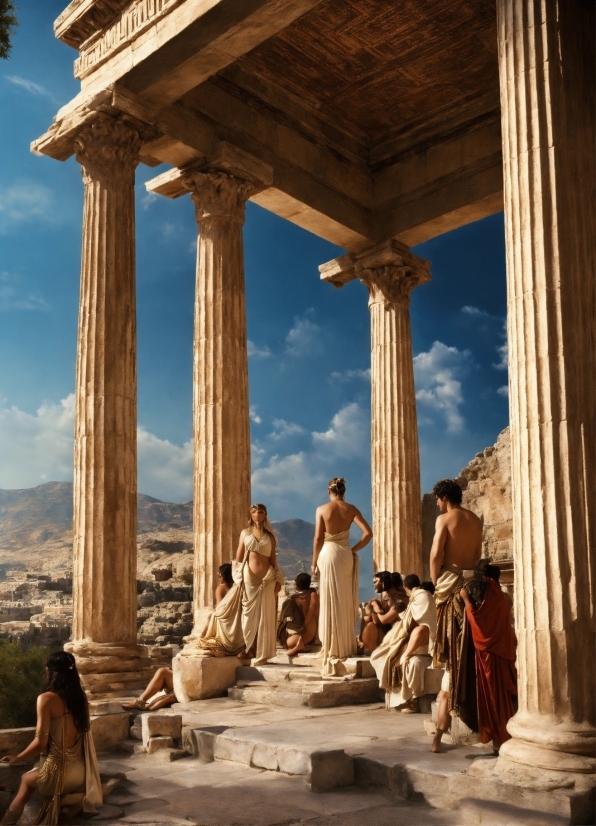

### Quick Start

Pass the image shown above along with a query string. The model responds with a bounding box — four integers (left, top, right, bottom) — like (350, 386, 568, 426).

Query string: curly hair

(374, 570, 393, 591)
(432, 478, 463, 505)
(42, 651, 89, 733)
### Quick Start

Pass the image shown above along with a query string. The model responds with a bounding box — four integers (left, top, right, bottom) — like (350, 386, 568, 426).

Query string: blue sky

(0, 4, 509, 537)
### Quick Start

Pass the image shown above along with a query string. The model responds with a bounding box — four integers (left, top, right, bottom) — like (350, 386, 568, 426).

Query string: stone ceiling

(207, 0, 499, 167)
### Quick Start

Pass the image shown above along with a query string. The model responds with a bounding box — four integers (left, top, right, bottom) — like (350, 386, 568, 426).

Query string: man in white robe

(370, 574, 437, 712)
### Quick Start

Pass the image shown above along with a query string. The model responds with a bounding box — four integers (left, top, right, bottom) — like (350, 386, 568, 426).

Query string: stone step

(229, 676, 380, 709)
(188, 726, 354, 792)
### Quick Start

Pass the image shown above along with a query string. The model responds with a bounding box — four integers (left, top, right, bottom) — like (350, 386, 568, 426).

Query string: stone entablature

(73, 0, 183, 79)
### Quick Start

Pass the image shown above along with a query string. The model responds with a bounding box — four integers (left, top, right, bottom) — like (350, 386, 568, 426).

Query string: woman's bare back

(317, 500, 358, 534)
(44, 692, 82, 748)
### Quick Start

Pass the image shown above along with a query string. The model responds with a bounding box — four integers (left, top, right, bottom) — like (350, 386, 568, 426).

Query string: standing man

(429, 479, 482, 753)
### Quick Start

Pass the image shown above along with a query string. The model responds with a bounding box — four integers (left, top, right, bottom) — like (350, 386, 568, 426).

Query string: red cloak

(465, 578, 517, 746)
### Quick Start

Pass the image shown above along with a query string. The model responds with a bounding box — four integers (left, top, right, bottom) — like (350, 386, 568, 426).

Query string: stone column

(182, 170, 253, 634)
(66, 114, 149, 697)
(496, 0, 595, 776)
(320, 240, 430, 575)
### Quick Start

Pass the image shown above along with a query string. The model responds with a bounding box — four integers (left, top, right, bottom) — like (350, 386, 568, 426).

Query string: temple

(31, 0, 594, 806)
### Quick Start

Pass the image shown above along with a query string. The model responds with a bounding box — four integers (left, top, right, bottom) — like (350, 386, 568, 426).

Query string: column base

(65, 640, 155, 699)
(498, 712, 596, 775)
(172, 651, 239, 702)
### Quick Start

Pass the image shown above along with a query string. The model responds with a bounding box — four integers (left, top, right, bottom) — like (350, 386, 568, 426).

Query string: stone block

(276, 746, 310, 776)
(147, 736, 174, 754)
(0, 728, 35, 758)
(353, 756, 408, 798)
(310, 750, 354, 792)
(423, 667, 444, 695)
(250, 743, 279, 771)
(90, 712, 130, 752)
(172, 652, 239, 702)
(141, 713, 182, 748)
(213, 735, 254, 765)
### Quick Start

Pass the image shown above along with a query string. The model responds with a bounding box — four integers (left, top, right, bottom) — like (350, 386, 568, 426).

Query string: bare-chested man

(277, 572, 319, 656)
(429, 478, 482, 753)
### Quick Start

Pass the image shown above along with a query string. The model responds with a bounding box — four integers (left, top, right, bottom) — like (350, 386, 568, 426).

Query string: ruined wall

(422, 428, 513, 585)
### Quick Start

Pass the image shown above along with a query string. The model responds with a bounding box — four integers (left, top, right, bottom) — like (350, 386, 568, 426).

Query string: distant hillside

(0, 483, 313, 578)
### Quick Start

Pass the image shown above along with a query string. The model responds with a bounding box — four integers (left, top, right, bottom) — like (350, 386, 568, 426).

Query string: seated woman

(0, 651, 102, 825)
(123, 563, 236, 709)
(360, 571, 408, 654)
(277, 572, 319, 657)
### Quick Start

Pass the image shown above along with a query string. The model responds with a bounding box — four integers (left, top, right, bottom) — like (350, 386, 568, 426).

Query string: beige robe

(370, 587, 437, 708)
(239, 558, 284, 664)
(318, 529, 359, 677)
(194, 582, 245, 657)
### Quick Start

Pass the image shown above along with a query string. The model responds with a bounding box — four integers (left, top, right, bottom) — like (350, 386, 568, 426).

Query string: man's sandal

(400, 699, 420, 714)
(121, 698, 147, 710)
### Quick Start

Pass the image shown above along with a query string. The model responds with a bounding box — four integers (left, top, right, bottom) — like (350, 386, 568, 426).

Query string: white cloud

(161, 221, 176, 239)
(329, 368, 371, 383)
(494, 340, 508, 370)
(5, 75, 53, 99)
(0, 395, 193, 502)
(249, 405, 262, 424)
(0, 272, 50, 311)
(247, 340, 272, 359)
(414, 341, 471, 433)
(140, 191, 158, 210)
(188, 238, 197, 255)
(269, 419, 305, 441)
(461, 305, 489, 317)
(285, 310, 321, 356)
(312, 403, 369, 459)
(497, 385, 509, 397)
(0, 181, 55, 232)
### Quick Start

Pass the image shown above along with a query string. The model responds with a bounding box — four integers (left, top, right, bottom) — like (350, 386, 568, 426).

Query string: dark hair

(219, 563, 233, 587)
(328, 477, 346, 499)
(420, 580, 435, 595)
(374, 571, 393, 591)
(467, 577, 488, 609)
(432, 478, 463, 505)
(485, 564, 501, 583)
(391, 572, 403, 590)
(403, 574, 420, 591)
(295, 572, 311, 591)
(42, 652, 89, 733)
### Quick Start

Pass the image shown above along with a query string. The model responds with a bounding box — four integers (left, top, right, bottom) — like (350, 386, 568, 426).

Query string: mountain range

(0, 482, 314, 579)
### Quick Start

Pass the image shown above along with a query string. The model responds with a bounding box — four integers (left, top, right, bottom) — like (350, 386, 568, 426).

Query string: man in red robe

(460, 567, 517, 751)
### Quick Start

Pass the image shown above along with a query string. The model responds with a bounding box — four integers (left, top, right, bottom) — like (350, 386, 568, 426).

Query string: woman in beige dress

(235, 503, 284, 665)
(0, 652, 102, 825)
(312, 478, 372, 677)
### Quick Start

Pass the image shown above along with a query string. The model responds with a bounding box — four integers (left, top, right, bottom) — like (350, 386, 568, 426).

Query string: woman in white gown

(235, 503, 284, 665)
(312, 478, 373, 677)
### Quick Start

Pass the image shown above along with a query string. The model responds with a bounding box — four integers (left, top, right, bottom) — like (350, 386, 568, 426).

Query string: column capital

(320, 239, 431, 308)
(182, 169, 255, 224)
(74, 114, 141, 183)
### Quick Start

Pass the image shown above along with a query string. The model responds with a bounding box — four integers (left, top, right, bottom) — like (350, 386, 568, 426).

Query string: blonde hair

(248, 503, 275, 536)
(328, 477, 346, 500)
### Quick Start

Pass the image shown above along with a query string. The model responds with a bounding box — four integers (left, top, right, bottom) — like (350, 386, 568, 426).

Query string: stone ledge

(172, 652, 239, 702)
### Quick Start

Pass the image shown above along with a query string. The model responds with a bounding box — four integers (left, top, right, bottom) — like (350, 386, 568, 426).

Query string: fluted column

(361, 263, 428, 574)
(320, 240, 430, 575)
(496, 0, 595, 775)
(66, 114, 148, 696)
(183, 170, 253, 634)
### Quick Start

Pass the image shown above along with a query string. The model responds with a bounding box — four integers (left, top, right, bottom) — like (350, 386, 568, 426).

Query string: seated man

(370, 574, 437, 712)
(360, 571, 408, 654)
(277, 573, 319, 657)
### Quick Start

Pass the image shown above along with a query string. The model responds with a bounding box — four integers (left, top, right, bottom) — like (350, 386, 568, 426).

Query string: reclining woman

(277, 572, 319, 657)
(123, 563, 235, 710)
(0, 651, 102, 825)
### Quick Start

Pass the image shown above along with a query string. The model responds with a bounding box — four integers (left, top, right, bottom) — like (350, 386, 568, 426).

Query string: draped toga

(370, 587, 437, 707)
(433, 566, 478, 731)
(465, 578, 517, 745)
(32, 712, 102, 825)
(318, 529, 359, 677)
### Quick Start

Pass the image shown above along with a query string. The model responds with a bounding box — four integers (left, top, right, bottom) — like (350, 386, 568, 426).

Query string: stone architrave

(320, 240, 431, 575)
(495, 0, 595, 775)
(66, 114, 149, 694)
(182, 169, 253, 635)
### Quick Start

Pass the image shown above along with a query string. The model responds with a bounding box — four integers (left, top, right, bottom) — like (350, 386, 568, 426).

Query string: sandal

(400, 698, 420, 714)
(121, 698, 147, 710)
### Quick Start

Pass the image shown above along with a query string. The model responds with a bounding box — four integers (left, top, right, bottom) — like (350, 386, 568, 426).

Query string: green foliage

(0, 641, 48, 729)
(0, 1, 18, 60)
(179, 568, 193, 586)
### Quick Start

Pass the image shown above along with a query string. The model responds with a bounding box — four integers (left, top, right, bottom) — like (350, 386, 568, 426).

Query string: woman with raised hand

(313, 478, 372, 677)
(1, 651, 102, 825)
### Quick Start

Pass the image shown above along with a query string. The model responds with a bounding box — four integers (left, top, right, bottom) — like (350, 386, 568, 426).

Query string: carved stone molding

(182, 170, 255, 224)
(75, 115, 141, 183)
(359, 264, 426, 308)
